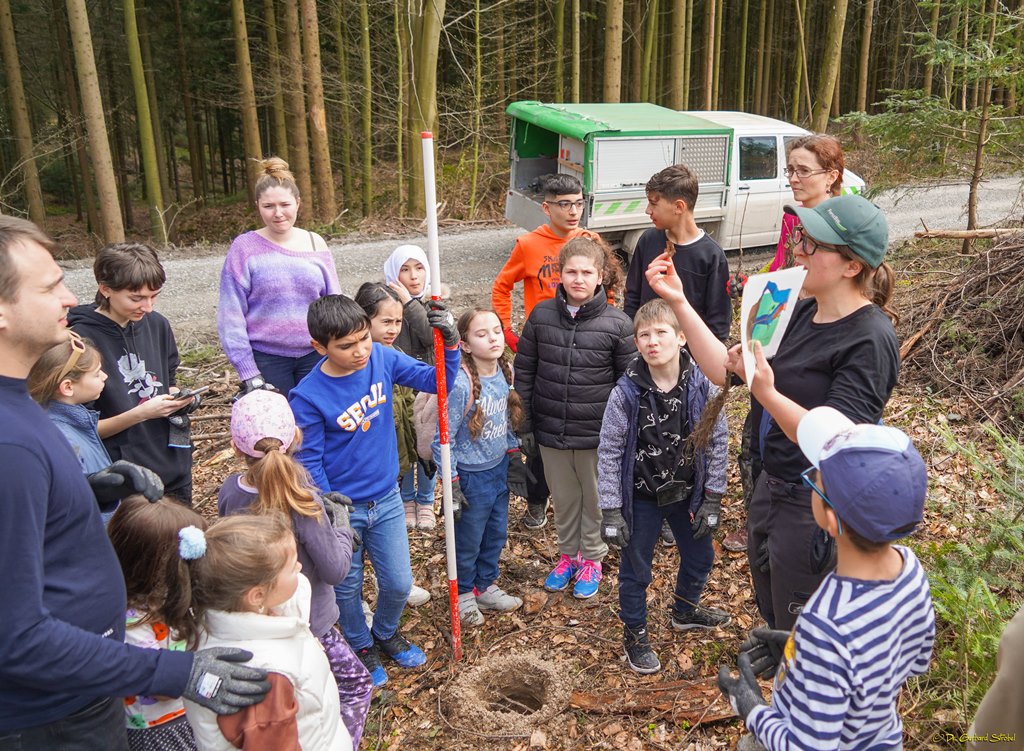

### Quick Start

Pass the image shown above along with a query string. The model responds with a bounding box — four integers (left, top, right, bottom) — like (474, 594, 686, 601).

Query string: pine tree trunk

(52, 0, 100, 233)
(810, 0, 849, 131)
(753, 0, 767, 114)
(554, 0, 565, 100)
(737, 0, 749, 109)
(139, 2, 172, 210)
(670, 0, 685, 109)
(683, 0, 693, 108)
(280, 0, 313, 211)
(66, 0, 122, 240)
(711, 0, 724, 107)
(495, 2, 506, 106)
(702, 0, 715, 109)
(408, 0, 445, 215)
(571, 0, 581, 102)
(231, 0, 262, 202)
(264, 0, 289, 158)
(125, 0, 166, 243)
(300, 0, 335, 222)
(855, 0, 875, 111)
(333, 3, 354, 205)
(469, 0, 482, 217)
(172, 0, 204, 200)
(791, 0, 809, 123)
(642, 0, 659, 101)
(0, 0, 45, 225)
(603, 0, 624, 101)
(357, 0, 372, 216)
(393, 0, 405, 207)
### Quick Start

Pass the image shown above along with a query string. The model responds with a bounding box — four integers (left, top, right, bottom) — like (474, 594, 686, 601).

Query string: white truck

(504, 102, 865, 256)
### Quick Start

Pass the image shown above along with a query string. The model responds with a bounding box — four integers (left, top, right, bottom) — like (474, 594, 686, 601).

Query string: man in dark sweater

(624, 164, 732, 341)
(0, 217, 268, 750)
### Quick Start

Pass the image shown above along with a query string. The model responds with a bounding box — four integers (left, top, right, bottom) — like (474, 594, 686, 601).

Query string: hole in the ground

(486, 681, 546, 714)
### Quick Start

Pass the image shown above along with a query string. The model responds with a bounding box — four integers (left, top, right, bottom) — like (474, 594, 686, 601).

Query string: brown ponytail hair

(837, 247, 898, 324)
(178, 513, 294, 648)
(559, 235, 625, 299)
(107, 496, 208, 646)
(243, 431, 322, 520)
(456, 307, 524, 440)
(254, 156, 299, 201)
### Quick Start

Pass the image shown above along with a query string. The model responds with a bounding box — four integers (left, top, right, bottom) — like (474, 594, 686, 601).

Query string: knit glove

(322, 492, 361, 550)
(739, 627, 791, 679)
(426, 299, 459, 347)
(88, 460, 163, 504)
(418, 457, 437, 480)
(518, 431, 538, 459)
(717, 653, 767, 723)
(601, 507, 631, 547)
(449, 477, 468, 522)
(167, 414, 192, 449)
(507, 449, 528, 498)
(183, 647, 270, 715)
(691, 492, 723, 539)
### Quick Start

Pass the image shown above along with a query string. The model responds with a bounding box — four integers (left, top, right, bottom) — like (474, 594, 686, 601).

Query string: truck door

(724, 135, 785, 249)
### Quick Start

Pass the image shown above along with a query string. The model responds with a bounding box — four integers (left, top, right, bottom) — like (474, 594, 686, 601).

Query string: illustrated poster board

(740, 267, 807, 386)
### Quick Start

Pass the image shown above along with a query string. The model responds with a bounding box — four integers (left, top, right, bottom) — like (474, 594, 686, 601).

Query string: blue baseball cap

(797, 407, 927, 543)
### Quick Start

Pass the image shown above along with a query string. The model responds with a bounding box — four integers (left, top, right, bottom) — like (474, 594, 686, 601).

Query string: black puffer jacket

(514, 286, 636, 450)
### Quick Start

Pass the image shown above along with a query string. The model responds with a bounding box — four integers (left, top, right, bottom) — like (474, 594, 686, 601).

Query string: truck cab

(504, 102, 865, 258)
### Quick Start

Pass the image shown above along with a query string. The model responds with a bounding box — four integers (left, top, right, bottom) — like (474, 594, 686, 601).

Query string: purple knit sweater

(217, 230, 342, 380)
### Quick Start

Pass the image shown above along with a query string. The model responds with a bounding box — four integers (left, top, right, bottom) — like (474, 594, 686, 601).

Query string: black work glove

(418, 457, 437, 480)
(755, 538, 770, 573)
(234, 375, 279, 402)
(171, 392, 203, 416)
(449, 476, 468, 522)
(88, 460, 163, 504)
(507, 449, 528, 498)
(426, 299, 459, 347)
(601, 507, 631, 548)
(717, 653, 767, 723)
(739, 627, 791, 679)
(322, 492, 361, 550)
(518, 431, 538, 459)
(183, 647, 271, 715)
(691, 492, 723, 539)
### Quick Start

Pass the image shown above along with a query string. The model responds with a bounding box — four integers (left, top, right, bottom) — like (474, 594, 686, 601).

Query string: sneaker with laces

(457, 591, 485, 626)
(404, 501, 416, 529)
(722, 527, 748, 552)
(522, 500, 548, 530)
(416, 503, 435, 530)
(660, 520, 676, 547)
(573, 559, 602, 599)
(374, 631, 426, 668)
(544, 553, 580, 592)
(355, 645, 388, 687)
(623, 625, 661, 674)
(670, 605, 732, 631)
(475, 584, 523, 612)
(407, 583, 431, 607)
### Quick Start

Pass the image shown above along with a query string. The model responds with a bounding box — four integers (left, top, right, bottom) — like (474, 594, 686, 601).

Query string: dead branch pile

(897, 232, 1024, 430)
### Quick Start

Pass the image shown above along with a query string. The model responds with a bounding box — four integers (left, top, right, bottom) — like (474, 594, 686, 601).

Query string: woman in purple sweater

(217, 157, 341, 395)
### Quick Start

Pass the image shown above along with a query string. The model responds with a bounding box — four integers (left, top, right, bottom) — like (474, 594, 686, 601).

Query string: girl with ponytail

(217, 390, 371, 746)
(436, 306, 527, 626)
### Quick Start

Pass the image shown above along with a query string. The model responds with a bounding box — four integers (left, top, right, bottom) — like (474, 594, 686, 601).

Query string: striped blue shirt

(749, 546, 935, 750)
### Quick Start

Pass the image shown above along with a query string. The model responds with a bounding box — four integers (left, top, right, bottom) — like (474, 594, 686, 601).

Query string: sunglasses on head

(57, 331, 87, 381)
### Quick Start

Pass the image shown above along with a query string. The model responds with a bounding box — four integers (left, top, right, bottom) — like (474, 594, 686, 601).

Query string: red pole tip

(421, 131, 433, 138)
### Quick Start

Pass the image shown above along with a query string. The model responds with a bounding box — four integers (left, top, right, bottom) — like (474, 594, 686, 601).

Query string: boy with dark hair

(289, 294, 461, 687)
(69, 243, 197, 504)
(624, 164, 731, 340)
(493, 173, 598, 529)
(718, 406, 935, 750)
(598, 299, 730, 674)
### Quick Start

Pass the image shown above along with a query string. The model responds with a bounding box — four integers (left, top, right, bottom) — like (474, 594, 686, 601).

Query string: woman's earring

(258, 604, 265, 614)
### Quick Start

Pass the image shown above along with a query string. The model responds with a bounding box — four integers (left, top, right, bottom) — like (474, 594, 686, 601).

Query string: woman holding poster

(644, 193, 899, 631)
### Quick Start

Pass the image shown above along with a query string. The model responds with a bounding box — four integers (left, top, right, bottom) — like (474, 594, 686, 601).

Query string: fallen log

(913, 228, 1019, 239)
(570, 677, 734, 726)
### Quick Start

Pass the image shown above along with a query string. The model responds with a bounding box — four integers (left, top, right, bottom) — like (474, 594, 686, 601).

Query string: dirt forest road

(61, 177, 1022, 340)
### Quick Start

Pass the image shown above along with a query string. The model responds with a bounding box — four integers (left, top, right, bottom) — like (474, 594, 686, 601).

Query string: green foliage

(910, 422, 1024, 731)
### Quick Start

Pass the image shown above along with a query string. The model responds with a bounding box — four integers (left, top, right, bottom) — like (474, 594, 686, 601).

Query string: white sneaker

(361, 599, 373, 630)
(407, 583, 431, 607)
(458, 592, 485, 626)
(475, 584, 523, 612)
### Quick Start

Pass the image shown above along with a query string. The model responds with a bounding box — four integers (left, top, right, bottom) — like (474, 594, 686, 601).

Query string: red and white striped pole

(421, 131, 462, 662)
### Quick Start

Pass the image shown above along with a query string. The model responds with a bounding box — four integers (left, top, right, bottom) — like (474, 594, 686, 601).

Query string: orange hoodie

(492, 225, 599, 329)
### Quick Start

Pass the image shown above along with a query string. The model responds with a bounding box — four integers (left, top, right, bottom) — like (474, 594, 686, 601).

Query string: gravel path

(61, 177, 1022, 340)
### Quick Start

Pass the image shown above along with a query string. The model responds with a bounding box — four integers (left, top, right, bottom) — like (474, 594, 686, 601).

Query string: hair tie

(178, 526, 207, 560)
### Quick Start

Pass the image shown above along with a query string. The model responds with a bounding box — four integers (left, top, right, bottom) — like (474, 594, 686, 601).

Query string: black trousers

(0, 697, 128, 751)
(525, 449, 549, 506)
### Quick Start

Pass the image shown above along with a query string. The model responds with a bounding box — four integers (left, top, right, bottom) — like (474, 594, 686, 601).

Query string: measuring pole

(421, 131, 462, 662)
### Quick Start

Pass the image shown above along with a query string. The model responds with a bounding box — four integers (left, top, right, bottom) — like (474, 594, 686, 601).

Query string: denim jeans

(454, 456, 510, 595)
(252, 348, 322, 396)
(400, 461, 436, 506)
(618, 497, 715, 630)
(334, 485, 413, 650)
(0, 697, 128, 751)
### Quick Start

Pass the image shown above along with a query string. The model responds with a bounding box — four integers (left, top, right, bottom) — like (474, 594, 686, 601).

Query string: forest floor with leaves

(177, 235, 1022, 751)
